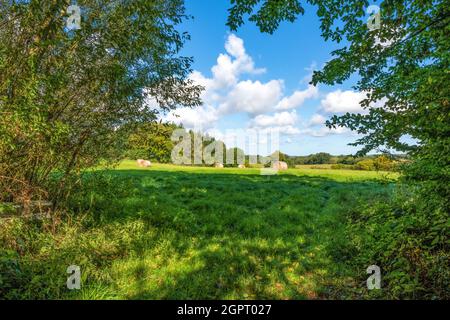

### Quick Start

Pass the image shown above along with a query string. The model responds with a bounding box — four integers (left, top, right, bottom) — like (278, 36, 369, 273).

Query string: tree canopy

(227, 0, 449, 298)
(0, 0, 202, 203)
(227, 0, 449, 192)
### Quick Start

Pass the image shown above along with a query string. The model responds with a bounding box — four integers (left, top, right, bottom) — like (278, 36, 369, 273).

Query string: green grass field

(0, 161, 397, 299)
(118, 160, 398, 181)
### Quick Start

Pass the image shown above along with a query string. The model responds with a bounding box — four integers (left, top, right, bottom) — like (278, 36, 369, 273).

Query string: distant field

(295, 164, 334, 169)
(117, 160, 399, 182)
(1, 160, 396, 299)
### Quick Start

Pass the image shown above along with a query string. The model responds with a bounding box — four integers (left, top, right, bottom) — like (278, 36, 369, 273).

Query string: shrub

(340, 185, 450, 299)
(355, 159, 376, 171)
(373, 156, 394, 171)
(0, 1, 201, 207)
(331, 164, 354, 170)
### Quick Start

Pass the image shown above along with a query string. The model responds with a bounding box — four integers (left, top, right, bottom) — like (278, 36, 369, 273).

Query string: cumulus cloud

(188, 71, 221, 104)
(247, 110, 300, 136)
(210, 34, 265, 90)
(320, 89, 388, 115)
(309, 114, 327, 126)
(321, 90, 368, 114)
(164, 105, 219, 130)
(302, 112, 351, 137)
(161, 34, 320, 134)
(219, 79, 283, 115)
(273, 125, 301, 135)
(276, 85, 318, 110)
(251, 111, 298, 128)
(186, 34, 318, 118)
(302, 126, 350, 137)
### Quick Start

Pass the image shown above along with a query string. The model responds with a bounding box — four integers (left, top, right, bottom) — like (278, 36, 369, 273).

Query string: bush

(332, 157, 396, 171)
(373, 156, 394, 171)
(337, 156, 358, 165)
(331, 164, 354, 170)
(355, 159, 376, 171)
(340, 185, 450, 299)
(0, 2, 201, 207)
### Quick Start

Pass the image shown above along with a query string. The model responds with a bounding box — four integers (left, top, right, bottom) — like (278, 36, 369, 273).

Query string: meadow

(0, 161, 398, 299)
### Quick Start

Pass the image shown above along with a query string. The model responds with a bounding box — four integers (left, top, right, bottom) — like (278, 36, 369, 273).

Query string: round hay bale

(137, 159, 151, 167)
(272, 161, 288, 170)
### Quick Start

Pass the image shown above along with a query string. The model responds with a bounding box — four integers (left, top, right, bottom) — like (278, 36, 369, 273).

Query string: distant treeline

(285, 152, 408, 171)
(121, 123, 407, 171)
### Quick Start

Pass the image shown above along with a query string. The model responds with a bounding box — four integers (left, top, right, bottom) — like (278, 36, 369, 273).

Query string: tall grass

(1, 163, 397, 299)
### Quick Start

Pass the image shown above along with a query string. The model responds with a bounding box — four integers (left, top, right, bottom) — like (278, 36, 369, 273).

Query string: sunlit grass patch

(0, 162, 395, 299)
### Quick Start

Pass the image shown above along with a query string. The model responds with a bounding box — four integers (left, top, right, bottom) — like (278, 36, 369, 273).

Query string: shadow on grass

(6, 169, 393, 299)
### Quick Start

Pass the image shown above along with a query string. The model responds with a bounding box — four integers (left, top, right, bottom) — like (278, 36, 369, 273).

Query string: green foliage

(227, 0, 304, 34)
(306, 152, 331, 165)
(337, 156, 359, 165)
(355, 159, 376, 171)
(124, 122, 180, 163)
(0, 0, 202, 205)
(124, 124, 250, 167)
(372, 155, 394, 171)
(330, 164, 352, 170)
(228, 0, 448, 164)
(340, 186, 449, 299)
(287, 153, 401, 169)
(226, 0, 449, 298)
(287, 153, 335, 165)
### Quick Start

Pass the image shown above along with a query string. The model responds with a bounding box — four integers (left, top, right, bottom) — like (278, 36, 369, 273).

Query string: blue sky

(162, 0, 375, 156)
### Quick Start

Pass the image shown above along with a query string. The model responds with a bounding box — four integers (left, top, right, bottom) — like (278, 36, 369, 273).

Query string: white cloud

(274, 125, 301, 135)
(161, 34, 323, 137)
(189, 71, 221, 104)
(321, 90, 367, 114)
(309, 114, 327, 126)
(209, 34, 265, 90)
(251, 111, 298, 128)
(143, 95, 160, 111)
(245, 109, 301, 139)
(224, 34, 266, 75)
(276, 85, 318, 110)
(219, 79, 283, 115)
(211, 54, 237, 89)
(302, 126, 350, 137)
(164, 105, 219, 130)
(186, 34, 318, 118)
(301, 61, 318, 84)
(225, 34, 246, 58)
